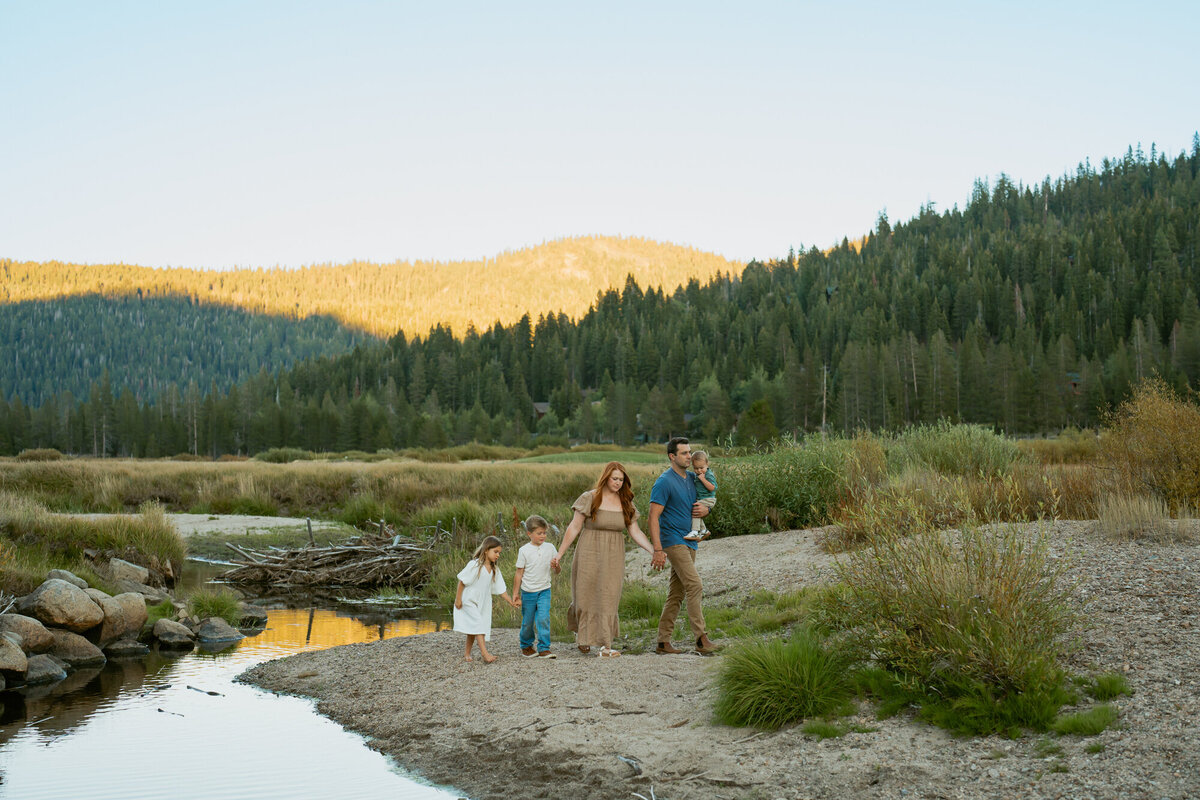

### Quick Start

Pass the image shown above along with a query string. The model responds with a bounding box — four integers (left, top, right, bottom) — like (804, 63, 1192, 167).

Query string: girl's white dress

(452, 559, 506, 640)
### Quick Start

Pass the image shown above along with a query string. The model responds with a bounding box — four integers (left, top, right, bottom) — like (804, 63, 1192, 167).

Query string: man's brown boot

(695, 635, 722, 655)
(656, 640, 684, 655)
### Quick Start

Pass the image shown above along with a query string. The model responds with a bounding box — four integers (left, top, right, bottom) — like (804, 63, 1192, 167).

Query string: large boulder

(152, 618, 195, 650)
(46, 569, 89, 589)
(239, 604, 269, 627)
(0, 614, 54, 654)
(85, 588, 111, 603)
(196, 618, 244, 644)
(92, 593, 149, 647)
(24, 654, 68, 685)
(17, 579, 104, 633)
(47, 629, 106, 668)
(0, 636, 28, 678)
(115, 579, 168, 605)
(107, 558, 150, 585)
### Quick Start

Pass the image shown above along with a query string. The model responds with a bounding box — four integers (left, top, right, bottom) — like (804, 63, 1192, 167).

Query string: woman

(553, 461, 655, 658)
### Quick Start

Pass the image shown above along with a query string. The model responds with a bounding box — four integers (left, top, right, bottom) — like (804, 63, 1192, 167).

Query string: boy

(682, 450, 717, 541)
(513, 515, 560, 658)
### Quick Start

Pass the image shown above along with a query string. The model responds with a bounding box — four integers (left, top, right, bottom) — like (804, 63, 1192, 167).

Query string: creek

(0, 562, 463, 800)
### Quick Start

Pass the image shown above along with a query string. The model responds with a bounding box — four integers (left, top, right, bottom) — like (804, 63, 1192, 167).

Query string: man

(649, 436, 721, 655)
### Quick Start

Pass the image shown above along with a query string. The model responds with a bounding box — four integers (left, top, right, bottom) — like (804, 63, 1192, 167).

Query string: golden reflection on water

(248, 608, 452, 650)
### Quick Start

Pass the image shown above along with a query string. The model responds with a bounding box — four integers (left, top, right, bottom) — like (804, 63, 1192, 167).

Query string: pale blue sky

(2, 1, 1197, 269)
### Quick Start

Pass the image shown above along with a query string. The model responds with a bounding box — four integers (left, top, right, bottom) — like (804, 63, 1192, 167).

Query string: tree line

(2, 138, 1198, 457)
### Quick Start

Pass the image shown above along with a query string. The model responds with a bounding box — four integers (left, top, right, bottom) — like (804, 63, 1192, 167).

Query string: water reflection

(0, 603, 459, 800)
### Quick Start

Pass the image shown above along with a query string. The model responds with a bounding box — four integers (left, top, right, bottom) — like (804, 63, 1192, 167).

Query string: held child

(512, 515, 561, 659)
(682, 450, 717, 541)
(453, 535, 518, 663)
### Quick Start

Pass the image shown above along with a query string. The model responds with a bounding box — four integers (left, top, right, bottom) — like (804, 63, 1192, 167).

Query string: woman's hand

(651, 550, 667, 571)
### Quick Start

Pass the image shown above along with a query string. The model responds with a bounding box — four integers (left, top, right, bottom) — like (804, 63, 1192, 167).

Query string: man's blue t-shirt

(650, 467, 698, 551)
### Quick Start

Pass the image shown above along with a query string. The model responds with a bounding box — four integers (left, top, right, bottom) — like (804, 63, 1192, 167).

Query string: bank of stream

(0, 561, 465, 800)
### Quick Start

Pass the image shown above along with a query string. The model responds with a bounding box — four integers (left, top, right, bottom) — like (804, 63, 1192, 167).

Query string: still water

(0, 570, 464, 800)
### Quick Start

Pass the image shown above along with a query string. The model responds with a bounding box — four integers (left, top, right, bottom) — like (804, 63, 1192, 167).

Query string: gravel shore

(241, 522, 1200, 800)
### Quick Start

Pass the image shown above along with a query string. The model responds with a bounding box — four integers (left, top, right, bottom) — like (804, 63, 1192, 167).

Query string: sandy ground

(242, 523, 1200, 800)
(77, 512, 348, 538)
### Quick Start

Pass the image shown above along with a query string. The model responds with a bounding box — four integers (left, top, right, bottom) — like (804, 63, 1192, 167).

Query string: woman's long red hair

(588, 461, 636, 527)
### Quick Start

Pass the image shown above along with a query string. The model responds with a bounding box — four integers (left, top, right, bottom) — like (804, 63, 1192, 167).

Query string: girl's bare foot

(463, 656, 473, 662)
(482, 654, 497, 664)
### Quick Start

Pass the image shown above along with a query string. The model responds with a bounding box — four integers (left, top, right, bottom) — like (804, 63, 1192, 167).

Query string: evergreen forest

(2, 139, 1199, 457)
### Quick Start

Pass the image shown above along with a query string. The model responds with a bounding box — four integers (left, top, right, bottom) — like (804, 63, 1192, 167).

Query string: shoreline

(241, 524, 1200, 800)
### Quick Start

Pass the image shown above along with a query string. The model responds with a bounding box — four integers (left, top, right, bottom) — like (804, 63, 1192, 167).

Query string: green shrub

(1052, 704, 1119, 736)
(145, 598, 177, 629)
(16, 448, 64, 462)
(254, 448, 315, 463)
(339, 492, 391, 528)
(822, 518, 1076, 735)
(713, 628, 853, 729)
(188, 586, 243, 626)
(886, 421, 1022, 478)
(709, 435, 855, 537)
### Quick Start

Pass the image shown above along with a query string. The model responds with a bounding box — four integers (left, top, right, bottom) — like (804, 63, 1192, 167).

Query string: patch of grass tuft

(1084, 742, 1106, 754)
(1086, 673, 1131, 701)
(1051, 704, 1119, 736)
(713, 628, 853, 730)
(187, 585, 243, 626)
(801, 720, 846, 739)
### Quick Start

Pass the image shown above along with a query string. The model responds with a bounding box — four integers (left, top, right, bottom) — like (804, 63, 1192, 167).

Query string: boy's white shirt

(515, 541, 555, 593)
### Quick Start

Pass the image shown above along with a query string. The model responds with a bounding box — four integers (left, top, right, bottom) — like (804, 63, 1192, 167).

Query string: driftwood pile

(220, 529, 432, 589)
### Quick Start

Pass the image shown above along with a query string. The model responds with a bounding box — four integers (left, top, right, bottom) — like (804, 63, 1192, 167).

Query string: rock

(196, 617, 244, 644)
(16, 579, 105, 633)
(152, 618, 195, 649)
(46, 569, 89, 589)
(107, 558, 150, 585)
(92, 593, 149, 647)
(2, 631, 22, 648)
(0, 614, 51, 653)
(47, 629, 106, 668)
(0, 636, 29, 677)
(103, 639, 150, 658)
(239, 604, 269, 626)
(24, 654, 68, 685)
(115, 579, 168, 605)
(85, 588, 111, 603)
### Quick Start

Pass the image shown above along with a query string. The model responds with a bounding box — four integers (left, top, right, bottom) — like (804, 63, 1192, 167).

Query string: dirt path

(242, 523, 1200, 800)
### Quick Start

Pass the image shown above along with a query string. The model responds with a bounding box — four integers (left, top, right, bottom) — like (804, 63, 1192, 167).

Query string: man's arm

(649, 503, 666, 569)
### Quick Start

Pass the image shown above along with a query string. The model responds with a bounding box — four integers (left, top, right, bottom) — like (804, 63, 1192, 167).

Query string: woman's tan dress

(567, 490, 637, 648)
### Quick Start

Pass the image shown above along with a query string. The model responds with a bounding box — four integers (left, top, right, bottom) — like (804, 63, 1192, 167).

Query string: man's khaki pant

(657, 544, 706, 642)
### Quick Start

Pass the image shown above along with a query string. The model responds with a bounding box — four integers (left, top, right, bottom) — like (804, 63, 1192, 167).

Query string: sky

(2, 1, 1198, 270)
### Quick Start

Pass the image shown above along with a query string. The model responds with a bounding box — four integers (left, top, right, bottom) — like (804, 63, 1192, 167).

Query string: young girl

(453, 535, 518, 663)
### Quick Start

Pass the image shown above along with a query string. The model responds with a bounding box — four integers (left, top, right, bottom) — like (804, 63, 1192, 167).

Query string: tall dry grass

(1095, 492, 1198, 544)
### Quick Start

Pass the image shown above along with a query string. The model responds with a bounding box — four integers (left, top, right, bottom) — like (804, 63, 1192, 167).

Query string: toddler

(683, 450, 717, 541)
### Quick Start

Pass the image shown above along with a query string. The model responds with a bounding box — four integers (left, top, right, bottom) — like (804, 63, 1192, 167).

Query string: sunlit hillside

(0, 236, 741, 338)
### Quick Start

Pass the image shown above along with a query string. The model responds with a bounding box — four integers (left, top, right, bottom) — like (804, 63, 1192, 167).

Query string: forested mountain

(1, 236, 740, 338)
(0, 295, 372, 406)
(2, 139, 1198, 457)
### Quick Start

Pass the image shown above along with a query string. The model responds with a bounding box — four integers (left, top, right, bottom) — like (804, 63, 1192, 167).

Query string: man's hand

(692, 502, 710, 518)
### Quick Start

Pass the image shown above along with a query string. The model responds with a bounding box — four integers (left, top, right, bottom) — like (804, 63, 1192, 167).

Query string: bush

(187, 586, 243, 626)
(1101, 377, 1200, 510)
(821, 519, 1076, 735)
(255, 448, 316, 463)
(709, 435, 855, 537)
(1018, 429, 1101, 465)
(16, 448, 64, 462)
(886, 421, 1023, 478)
(712, 628, 853, 729)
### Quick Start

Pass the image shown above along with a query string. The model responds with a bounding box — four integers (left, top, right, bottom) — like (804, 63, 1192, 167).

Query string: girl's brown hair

(471, 535, 504, 582)
(588, 461, 637, 527)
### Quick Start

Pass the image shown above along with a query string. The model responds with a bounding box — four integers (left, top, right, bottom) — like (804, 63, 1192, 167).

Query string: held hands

(513, 594, 522, 608)
(551, 554, 562, 570)
(506, 594, 520, 609)
(651, 550, 667, 571)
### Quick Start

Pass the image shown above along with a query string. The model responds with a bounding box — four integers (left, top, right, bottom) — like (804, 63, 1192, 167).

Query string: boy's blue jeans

(520, 588, 552, 652)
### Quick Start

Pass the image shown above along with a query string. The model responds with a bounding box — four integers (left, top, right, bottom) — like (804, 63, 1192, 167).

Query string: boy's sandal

(598, 646, 621, 658)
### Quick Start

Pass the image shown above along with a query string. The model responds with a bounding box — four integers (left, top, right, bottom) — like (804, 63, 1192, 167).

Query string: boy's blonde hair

(524, 515, 548, 532)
